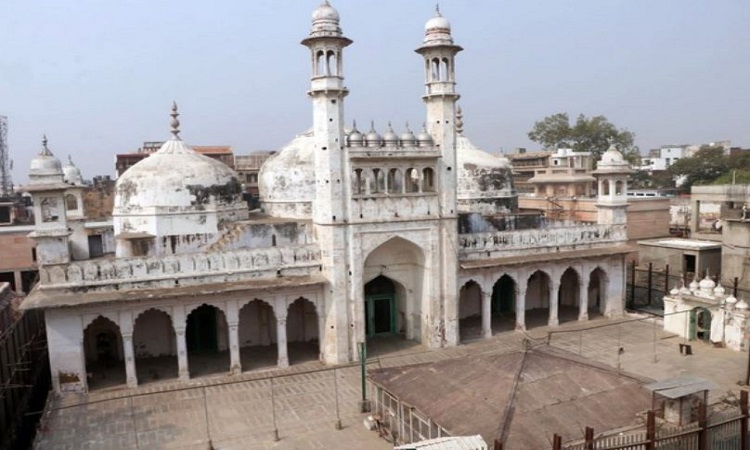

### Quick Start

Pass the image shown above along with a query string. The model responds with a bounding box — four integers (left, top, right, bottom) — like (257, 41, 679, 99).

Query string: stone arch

(286, 297, 319, 365)
(559, 267, 581, 324)
(405, 168, 420, 193)
(492, 274, 517, 331)
(238, 298, 277, 372)
(362, 236, 427, 344)
(83, 316, 125, 391)
(65, 193, 78, 211)
(185, 304, 230, 378)
(458, 280, 482, 343)
(422, 167, 435, 192)
(388, 168, 403, 194)
(372, 168, 386, 193)
(588, 267, 609, 316)
(525, 270, 552, 329)
(133, 308, 177, 385)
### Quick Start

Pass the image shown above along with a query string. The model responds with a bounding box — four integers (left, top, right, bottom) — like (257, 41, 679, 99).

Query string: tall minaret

(416, 5, 463, 217)
(301, 0, 352, 225)
(592, 144, 632, 230)
(301, 1, 353, 364)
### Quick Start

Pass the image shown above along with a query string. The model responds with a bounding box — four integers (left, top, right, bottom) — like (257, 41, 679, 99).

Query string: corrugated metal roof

(394, 435, 488, 450)
(644, 376, 717, 399)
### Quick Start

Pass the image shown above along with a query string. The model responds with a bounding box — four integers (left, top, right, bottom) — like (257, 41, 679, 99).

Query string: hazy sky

(2, 0, 749, 183)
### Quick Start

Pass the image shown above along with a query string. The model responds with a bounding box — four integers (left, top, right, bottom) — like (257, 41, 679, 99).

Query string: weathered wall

(722, 220, 750, 289)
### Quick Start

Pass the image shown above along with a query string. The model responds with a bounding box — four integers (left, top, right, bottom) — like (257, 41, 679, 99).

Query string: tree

(527, 113, 639, 164)
(667, 145, 728, 190)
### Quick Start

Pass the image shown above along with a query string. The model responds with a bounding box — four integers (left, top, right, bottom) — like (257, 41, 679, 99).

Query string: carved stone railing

(38, 244, 321, 292)
(459, 223, 627, 260)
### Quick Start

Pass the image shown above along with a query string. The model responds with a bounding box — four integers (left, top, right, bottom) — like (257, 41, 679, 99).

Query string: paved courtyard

(34, 313, 750, 449)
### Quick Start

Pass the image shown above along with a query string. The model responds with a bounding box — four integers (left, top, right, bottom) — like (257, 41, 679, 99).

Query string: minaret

(301, 0, 352, 225)
(24, 135, 72, 265)
(592, 144, 633, 229)
(301, 1, 352, 364)
(416, 5, 462, 217)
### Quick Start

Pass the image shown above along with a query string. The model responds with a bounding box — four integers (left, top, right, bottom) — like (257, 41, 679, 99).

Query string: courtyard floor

(34, 312, 750, 449)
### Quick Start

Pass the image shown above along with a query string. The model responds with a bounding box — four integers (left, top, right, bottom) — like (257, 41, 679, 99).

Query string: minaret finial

(405, 121, 411, 131)
(436, 3, 441, 16)
(370, 120, 376, 131)
(352, 119, 357, 130)
(40, 134, 52, 156)
(456, 105, 464, 135)
(170, 101, 180, 138)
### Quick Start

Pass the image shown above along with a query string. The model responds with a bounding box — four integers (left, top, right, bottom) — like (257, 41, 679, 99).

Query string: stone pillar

(690, 200, 700, 235)
(228, 322, 241, 375)
(276, 308, 289, 368)
(549, 278, 560, 327)
(13, 271, 23, 294)
(481, 291, 492, 339)
(122, 333, 138, 388)
(516, 283, 527, 331)
(579, 270, 590, 321)
(175, 327, 189, 381)
(317, 303, 326, 361)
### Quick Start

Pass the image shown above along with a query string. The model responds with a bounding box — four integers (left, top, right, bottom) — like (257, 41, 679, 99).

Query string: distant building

(526, 148, 596, 198)
(234, 151, 275, 198)
(506, 149, 550, 194)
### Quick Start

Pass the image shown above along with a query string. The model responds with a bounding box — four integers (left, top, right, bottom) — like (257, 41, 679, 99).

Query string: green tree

(667, 145, 728, 190)
(527, 113, 639, 164)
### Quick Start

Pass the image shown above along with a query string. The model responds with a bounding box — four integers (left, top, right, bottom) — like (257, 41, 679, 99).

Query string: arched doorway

(186, 304, 229, 378)
(458, 280, 482, 342)
(286, 297, 319, 365)
(558, 268, 580, 324)
(525, 271, 551, 329)
(239, 299, 277, 372)
(588, 268, 608, 318)
(133, 309, 177, 385)
(690, 307, 712, 342)
(83, 316, 125, 391)
(365, 276, 398, 337)
(362, 237, 426, 353)
(492, 275, 516, 332)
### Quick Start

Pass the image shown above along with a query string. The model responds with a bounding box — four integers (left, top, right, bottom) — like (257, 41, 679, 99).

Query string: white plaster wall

(238, 301, 276, 346)
(46, 309, 86, 393)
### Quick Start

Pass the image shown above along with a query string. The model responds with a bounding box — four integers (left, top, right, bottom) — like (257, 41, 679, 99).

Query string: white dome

(312, 1, 339, 22)
(114, 138, 244, 213)
(62, 155, 84, 185)
(456, 134, 515, 214)
(425, 15, 450, 32)
(699, 275, 716, 290)
(259, 131, 315, 219)
(29, 135, 64, 185)
(737, 299, 749, 310)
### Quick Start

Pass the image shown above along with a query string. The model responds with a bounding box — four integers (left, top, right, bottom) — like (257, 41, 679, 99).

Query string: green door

(365, 295, 396, 337)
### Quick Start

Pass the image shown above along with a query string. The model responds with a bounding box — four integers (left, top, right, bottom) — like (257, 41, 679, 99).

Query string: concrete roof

(637, 238, 721, 250)
(368, 345, 651, 449)
(460, 245, 634, 269)
(644, 376, 718, 399)
(21, 275, 326, 310)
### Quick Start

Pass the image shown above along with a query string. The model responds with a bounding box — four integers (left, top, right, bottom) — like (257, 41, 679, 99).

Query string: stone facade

(22, 3, 632, 395)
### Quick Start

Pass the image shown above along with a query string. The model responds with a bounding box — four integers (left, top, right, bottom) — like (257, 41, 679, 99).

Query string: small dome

(347, 121, 363, 147)
(689, 277, 700, 292)
(699, 274, 716, 290)
(726, 295, 738, 305)
(714, 283, 726, 296)
(417, 125, 434, 147)
(29, 135, 64, 184)
(62, 155, 84, 185)
(312, 1, 339, 22)
(425, 15, 450, 32)
(365, 122, 382, 147)
(422, 6, 454, 46)
(601, 144, 625, 164)
(670, 286, 680, 296)
(737, 299, 749, 310)
(382, 123, 399, 146)
(400, 123, 416, 146)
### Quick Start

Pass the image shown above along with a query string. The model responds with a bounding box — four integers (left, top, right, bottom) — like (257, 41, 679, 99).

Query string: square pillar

(276, 310, 289, 369)
(549, 279, 561, 327)
(516, 285, 527, 331)
(122, 334, 138, 388)
(481, 291, 492, 339)
(579, 272, 590, 321)
(175, 327, 189, 381)
(228, 322, 241, 375)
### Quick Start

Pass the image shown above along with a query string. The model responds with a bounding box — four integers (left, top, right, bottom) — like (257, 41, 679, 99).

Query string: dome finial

(436, 3, 441, 16)
(170, 101, 180, 139)
(456, 105, 464, 135)
(40, 134, 52, 156)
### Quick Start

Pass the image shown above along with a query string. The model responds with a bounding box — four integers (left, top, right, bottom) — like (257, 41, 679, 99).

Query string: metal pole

(653, 315, 658, 363)
(130, 396, 140, 450)
(740, 390, 748, 450)
(617, 322, 622, 371)
(735, 277, 740, 299)
(333, 367, 342, 430)
(359, 342, 370, 412)
(630, 260, 636, 307)
(579, 330, 583, 355)
(202, 387, 212, 447)
(647, 262, 653, 306)
(270, 378, 279, 441)
(664, 264, 670, 294)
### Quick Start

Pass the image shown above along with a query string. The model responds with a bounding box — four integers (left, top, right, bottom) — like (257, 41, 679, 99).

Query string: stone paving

(34, 314, 750, 449)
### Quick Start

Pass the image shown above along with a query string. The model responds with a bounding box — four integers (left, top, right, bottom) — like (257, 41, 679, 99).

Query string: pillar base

(277, 357, 289, 369)
(179, 370, 190, 382)
(359, 400, 372, 413)
(548, 319, 559, 327)
(578, 313, 589, 322)
(127, 377, 138, 389)
(515, 323, 526, 332)
(230, 364, 241, 375)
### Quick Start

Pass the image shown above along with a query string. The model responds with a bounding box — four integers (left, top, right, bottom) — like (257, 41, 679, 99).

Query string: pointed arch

(133, 308, 177, 385)
(525, 270, 552, 329)
(458, 280, 482, 342)
(83, 316, 125, 390)
(588, 267, 609, 316)
(491, 274, 517, 332)
(559, 267, 581, 324)
(186, 304, 229, 378)
(239, 299, 277, 372)
(286, 297, 319, 365)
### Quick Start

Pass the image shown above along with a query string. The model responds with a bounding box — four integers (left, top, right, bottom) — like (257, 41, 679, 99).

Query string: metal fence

(0, 306, 49, 450)
(626, 262, 750, 314)
(369, 383, 449, 445)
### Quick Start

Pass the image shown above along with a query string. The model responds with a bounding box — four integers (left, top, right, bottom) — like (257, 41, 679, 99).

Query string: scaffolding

(0, 116, 12, 197)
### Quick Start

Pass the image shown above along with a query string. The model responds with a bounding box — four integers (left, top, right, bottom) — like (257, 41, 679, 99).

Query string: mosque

(22, 2, 632, 394)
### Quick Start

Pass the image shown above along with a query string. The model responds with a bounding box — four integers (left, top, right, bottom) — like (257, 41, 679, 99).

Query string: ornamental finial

(456, 105, 464, 135)
(40, 134, 52, 156)
(170, 101, 180, 138)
